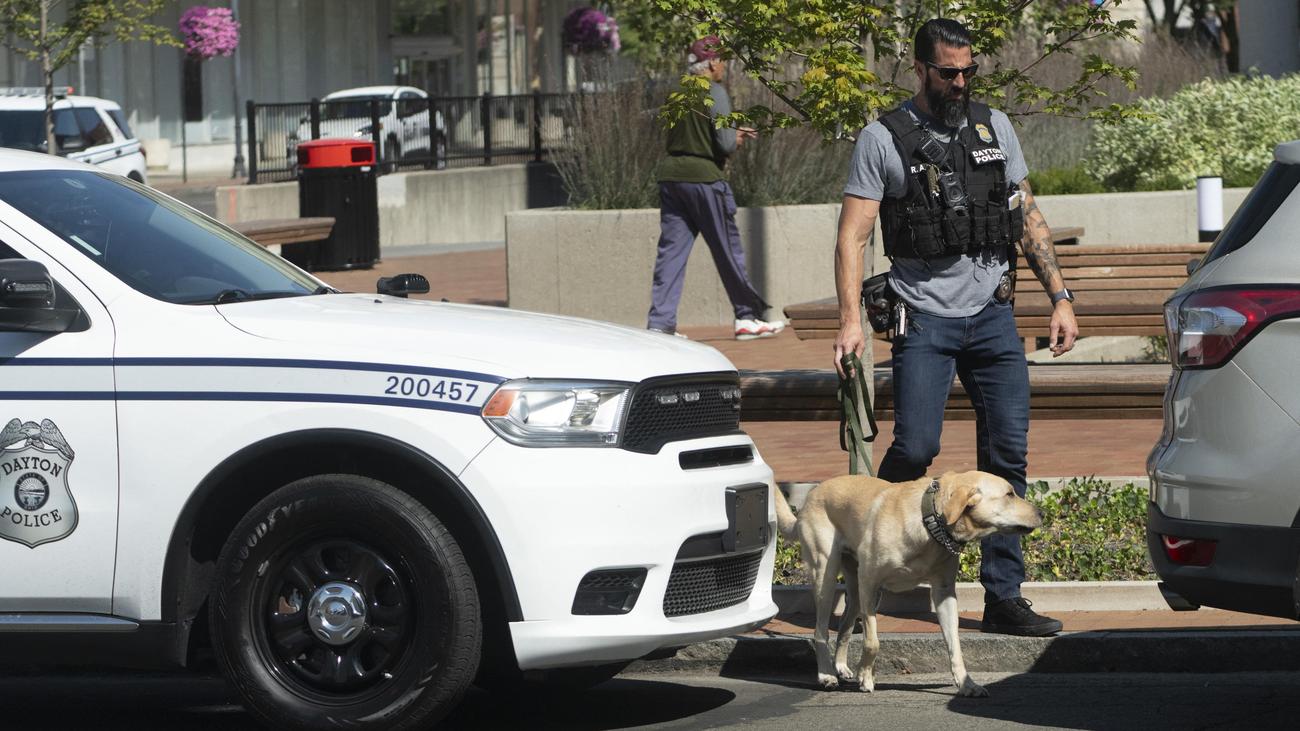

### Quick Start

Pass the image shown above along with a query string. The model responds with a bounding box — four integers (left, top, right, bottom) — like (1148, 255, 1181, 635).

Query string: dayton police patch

(0, 418, 78, 548)
(975, 123, 993, 144)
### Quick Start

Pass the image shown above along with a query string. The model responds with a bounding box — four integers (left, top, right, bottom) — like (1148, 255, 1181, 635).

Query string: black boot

(981, 597, 1063, 637)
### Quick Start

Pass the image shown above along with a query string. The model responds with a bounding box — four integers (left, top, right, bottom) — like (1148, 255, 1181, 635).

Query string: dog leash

(838, 352, 878, 476)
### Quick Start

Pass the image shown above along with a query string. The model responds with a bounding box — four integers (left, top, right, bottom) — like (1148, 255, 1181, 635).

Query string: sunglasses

(924, 60, 979, 81)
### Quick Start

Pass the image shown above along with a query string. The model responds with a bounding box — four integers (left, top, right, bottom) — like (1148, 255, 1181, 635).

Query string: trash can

(288, 138, 379, 271)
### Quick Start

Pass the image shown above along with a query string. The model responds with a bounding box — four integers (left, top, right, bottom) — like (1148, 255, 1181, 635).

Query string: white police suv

(0, 88, 147, 182)
(0, 149, 776, 729)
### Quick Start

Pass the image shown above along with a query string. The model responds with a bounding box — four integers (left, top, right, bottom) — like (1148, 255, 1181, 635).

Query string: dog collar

(920, 478, 966, 557)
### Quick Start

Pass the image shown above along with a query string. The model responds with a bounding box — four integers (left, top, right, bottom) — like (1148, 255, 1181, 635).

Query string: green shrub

(1028, 166, 1105, 195)
(775, 477, 1154, 585)
(1086, 74, 1300, 192)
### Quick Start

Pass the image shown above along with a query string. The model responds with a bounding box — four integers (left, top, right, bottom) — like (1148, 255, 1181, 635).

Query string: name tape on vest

(970, 148, 1006, 166)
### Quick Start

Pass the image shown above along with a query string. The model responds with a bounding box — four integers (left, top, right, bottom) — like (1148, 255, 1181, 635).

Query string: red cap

(687, 36, 722, 64)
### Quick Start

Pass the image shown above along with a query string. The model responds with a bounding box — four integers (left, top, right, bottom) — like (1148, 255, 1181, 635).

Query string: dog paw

(836, 664, 855, 683)
(855, 671, 875, 693)
(957, 679, 989, 698)
(818, 673, 840, 691)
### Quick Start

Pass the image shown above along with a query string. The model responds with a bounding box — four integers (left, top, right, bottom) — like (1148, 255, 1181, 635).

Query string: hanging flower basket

(562, 7, 620, 55)
(178, 6, 241, 60)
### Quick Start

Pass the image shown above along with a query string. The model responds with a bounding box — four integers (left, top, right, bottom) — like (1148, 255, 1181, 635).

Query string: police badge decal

(0, 418, 78, 548)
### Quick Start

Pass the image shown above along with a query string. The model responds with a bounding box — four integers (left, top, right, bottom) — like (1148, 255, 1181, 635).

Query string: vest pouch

(1007, 206, 1024, 245)
(940, 207, 971, 255)
(972, 199, 996, 251)
(906, 207, 945, 258)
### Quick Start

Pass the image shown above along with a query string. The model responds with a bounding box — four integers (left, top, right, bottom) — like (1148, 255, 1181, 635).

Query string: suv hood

(217, 294, 735, 382)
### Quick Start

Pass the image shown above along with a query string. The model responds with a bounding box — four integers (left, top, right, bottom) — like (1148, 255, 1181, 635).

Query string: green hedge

(1086, 74, 1300, 192)
(774, 477, 1154, 585)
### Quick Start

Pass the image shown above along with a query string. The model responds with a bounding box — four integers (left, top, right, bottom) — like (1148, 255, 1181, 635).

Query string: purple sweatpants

(646, 180, 769, 331)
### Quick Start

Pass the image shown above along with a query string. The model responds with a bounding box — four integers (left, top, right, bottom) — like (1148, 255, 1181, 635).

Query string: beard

(924, 76, 970, 128)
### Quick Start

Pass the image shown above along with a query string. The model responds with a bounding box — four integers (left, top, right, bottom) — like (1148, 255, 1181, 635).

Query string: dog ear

(942, 478, 983, 527)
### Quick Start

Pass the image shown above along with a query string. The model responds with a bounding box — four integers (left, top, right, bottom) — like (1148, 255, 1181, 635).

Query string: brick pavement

(311, 248, 1159, 483)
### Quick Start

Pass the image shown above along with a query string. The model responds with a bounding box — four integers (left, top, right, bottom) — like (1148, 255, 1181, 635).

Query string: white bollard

(1197, 175, 1223, 242)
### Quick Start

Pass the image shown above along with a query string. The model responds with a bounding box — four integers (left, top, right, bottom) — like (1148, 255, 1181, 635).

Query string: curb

(773, 580, 1171, 614)
(627, 629, 1300, 677)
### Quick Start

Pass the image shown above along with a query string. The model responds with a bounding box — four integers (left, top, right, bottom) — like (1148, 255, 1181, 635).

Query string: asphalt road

(5, 670, 1300, 730)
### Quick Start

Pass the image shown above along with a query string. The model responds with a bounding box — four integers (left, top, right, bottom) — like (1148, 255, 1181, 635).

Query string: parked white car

(0, 148, 776, 729)
(291, 85, 447, 170)
(0, 88, 147, 183)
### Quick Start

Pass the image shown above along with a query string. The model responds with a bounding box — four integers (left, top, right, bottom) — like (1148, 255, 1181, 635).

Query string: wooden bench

(738, 363, 1170, 421)
(229, 217, 336, 248)
(784, 242, 1210, 342)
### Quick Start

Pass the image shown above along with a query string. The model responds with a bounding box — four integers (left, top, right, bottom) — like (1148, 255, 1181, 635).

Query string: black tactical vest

(877, 102, 1024, 260)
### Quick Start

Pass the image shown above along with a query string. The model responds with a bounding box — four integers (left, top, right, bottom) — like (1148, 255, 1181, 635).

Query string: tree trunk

(41, 0, 54, 155)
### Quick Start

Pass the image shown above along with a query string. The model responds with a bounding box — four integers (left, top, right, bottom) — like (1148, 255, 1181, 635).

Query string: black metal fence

(246, 92, 573, 183)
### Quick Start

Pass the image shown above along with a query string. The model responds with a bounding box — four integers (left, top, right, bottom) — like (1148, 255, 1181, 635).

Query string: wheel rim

(257, 539, 416, 697)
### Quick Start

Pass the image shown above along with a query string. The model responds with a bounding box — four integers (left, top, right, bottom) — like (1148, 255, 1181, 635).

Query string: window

(1203, 163, 1300, 265)
(107, 109, 134, 140)
(73, 108, 114, 147)
(52, 109, 86, 153)
(0, 171, 320, 305)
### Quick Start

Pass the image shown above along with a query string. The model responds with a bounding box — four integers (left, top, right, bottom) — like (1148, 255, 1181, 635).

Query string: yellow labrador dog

(774, 470, 1042, 697)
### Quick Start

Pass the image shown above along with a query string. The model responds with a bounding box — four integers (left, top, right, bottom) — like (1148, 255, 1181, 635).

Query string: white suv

(0, 88, 147, 182)
(0, 149, 775, 729)
(291, 85, 447, 170)
(1149, 140, 1300, 620)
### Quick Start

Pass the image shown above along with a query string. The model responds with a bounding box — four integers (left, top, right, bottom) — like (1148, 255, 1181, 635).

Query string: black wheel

(211, 474, 481, 731)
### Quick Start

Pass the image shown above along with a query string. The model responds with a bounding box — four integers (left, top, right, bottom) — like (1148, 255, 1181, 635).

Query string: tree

(641, 0, 1141, 140)
(0, 0, 176, 154)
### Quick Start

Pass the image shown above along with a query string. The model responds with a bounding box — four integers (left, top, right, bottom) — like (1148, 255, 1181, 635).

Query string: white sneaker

(734, 318, 785, 341)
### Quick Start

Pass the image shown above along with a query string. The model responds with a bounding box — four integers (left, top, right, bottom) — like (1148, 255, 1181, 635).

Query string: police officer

(832, 18, 1079, 637)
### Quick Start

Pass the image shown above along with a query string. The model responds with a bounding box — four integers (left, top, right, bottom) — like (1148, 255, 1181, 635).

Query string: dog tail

(773, 483, 798, 540)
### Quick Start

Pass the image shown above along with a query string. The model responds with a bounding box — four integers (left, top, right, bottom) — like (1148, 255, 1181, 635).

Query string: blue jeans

(876, 300, 1030, 605)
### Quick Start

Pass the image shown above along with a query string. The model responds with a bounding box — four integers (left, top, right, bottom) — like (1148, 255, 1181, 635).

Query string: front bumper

(459, 434, 778, 670)
(1148, 503, 1300, 619)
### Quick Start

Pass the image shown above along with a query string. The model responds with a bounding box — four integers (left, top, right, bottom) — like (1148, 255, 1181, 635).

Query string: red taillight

(1161, 535, 1217, 566)
(1166, 287, 1300, 369)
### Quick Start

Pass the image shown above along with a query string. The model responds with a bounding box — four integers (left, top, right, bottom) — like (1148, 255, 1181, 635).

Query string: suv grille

(621, 375, 742, 453)
(662, 550, 762, 618)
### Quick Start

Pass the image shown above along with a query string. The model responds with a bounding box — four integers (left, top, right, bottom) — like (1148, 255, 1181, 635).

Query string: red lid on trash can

(297, 138, 376, 169)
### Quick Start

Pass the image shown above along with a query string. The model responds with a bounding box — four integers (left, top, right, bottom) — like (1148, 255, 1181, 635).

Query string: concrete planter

(216, 162, 565, 252)
(506, 204, 848, 328)
(506, 186, 1251, 328)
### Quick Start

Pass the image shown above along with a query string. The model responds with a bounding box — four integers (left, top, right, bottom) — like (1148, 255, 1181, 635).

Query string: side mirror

(1186, 257, 1201, 276)
(377, 273, 430, 299)
(0, 259, 78, 333)
(58, 137, 87, 154)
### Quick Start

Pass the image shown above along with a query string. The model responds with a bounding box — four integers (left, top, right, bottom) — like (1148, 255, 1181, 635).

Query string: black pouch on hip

(861, 273, 894, 334)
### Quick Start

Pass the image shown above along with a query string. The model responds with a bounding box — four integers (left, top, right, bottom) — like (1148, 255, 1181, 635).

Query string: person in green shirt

(647, 36, 785, 341)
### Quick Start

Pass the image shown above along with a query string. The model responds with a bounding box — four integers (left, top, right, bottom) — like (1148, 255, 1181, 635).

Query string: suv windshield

(322, 98, 392, 120)
(0, 170, 321, 304)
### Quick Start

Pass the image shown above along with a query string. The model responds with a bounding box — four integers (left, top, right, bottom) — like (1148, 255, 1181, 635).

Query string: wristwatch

(1049, 288, 1075, 306)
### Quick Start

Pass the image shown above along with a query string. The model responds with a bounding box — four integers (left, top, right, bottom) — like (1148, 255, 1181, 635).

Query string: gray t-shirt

(844, 100, 1028, 317)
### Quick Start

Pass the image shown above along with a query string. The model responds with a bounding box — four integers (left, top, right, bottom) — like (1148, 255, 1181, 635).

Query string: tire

(211, 474, 481, 731)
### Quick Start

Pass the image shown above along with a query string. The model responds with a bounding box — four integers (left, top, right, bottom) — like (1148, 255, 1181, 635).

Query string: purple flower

(179, 6, 240, 60)
(562, 7, 620, 55)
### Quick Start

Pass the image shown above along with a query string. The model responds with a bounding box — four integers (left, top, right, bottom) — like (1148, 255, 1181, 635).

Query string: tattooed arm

(1019, 179, 1079, 356)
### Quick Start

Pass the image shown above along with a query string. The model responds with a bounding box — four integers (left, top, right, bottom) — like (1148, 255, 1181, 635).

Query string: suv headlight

(481, 380, 630, 447)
